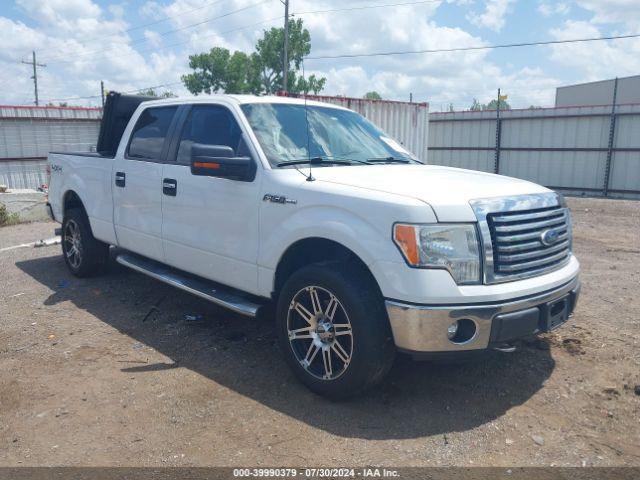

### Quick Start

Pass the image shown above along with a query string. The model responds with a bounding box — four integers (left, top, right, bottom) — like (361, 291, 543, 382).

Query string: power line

(44, 81, 185, 104)
(42, 0, 440, 65)
(44, 15, 284, 68)
(306, 32, 640, 59)
(294, 0, 440, 16)
(41, 0, 273, 64)
(36, 0, 230, 55)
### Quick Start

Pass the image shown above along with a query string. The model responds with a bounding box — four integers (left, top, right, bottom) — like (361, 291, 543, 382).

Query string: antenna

(302, 58, 315, 182)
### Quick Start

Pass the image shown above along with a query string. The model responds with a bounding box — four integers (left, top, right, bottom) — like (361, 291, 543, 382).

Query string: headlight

(393, 223, 481, 284)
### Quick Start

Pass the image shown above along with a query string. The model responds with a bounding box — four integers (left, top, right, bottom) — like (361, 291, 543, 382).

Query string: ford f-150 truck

(47, 92, 580, 398)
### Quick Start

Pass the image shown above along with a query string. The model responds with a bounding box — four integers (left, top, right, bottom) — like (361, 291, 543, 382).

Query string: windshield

(240, 103, 420, 167)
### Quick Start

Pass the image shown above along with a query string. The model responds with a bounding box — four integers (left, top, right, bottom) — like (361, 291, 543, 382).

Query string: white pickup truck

(47, 92, 580, 398)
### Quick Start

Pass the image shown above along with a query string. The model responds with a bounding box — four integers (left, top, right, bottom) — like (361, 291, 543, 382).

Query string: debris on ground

(142, 296, 165, 322)
(34, 236, 61, 248)
(531, 435, 545, 446)
(603, 387, 620, 397)
(184, 314, 204, 322)
(561, 338, 585, 355)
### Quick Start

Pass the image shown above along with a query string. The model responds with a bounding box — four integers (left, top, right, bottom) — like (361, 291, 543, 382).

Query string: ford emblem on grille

(541, 228, 561, 246)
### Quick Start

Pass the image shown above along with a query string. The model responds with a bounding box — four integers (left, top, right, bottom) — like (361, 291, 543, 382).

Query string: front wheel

(276, 263, 395, 399)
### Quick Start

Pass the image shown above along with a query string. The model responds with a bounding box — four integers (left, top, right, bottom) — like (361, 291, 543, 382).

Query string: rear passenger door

(112, 105, 179, 262)
(161, 103, 262, 293)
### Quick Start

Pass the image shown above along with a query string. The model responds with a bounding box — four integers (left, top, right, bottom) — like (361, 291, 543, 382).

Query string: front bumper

(386, 275, 580, 353)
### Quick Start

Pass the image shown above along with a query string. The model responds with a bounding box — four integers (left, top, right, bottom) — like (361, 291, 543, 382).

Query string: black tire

(276, 262, 395, 399)
(61, 208, 109, 277)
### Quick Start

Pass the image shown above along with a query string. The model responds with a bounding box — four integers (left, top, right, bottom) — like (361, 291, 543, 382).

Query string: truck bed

(49, 151, 114, 159)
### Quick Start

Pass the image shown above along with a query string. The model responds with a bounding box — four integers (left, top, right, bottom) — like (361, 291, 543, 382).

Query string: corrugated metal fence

(304, 95, 430, 162)
(428, 103, 640, 199)
(0, 105, 101, 189)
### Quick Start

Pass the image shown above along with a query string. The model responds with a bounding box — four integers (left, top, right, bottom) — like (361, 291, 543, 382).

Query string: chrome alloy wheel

(63, 219, 83, 269)
(287, 286, 353, 381)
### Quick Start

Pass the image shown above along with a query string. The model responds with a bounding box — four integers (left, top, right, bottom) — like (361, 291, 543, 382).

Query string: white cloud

(139, 1, 164, 21)
(467, 0, 515, 32)
(538, 2, 570, 17)
(109, 3, 126, 18)
(144, 29, 162, 48)
(0, 0, 189, 105)
(574, 0, 640, 27)
(0, 0, 564, 108)
(548, 20, 640, 80)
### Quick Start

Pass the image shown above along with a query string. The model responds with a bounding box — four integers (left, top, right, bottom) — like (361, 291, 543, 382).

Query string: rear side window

(127, 106, 178, 160)
(176, 105, 243, 165)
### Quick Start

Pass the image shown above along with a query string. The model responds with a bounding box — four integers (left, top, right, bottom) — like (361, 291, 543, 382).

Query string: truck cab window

(127, 106, 178, 160)
(176, 105, 242, 165)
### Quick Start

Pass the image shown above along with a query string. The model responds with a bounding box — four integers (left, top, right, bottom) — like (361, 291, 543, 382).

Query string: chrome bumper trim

(385, 275, 580, 353)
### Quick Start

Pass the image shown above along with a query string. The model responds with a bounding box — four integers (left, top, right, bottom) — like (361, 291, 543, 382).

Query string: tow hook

(493, 343, 517, 353)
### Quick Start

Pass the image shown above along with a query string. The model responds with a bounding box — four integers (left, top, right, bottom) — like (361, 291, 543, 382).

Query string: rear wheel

(276, 263, 395, 399)
(61, 208, 109, 277)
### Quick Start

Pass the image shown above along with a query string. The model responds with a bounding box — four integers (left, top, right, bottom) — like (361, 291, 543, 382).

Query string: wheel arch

(272, 237, 382, 300)
(62, 189, 86, 216)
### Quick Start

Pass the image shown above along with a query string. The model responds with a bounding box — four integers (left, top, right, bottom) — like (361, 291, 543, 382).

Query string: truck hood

(311, 164, 550, 221)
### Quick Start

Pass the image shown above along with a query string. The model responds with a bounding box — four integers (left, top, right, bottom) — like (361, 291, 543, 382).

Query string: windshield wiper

(276, 157, 364, 167)
(366, 156, 411, 164)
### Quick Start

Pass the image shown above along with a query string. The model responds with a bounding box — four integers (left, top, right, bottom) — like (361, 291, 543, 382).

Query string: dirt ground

(0, 197, 638, 467)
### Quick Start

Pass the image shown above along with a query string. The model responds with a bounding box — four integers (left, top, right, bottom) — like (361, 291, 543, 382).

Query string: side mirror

(190, 143, 256, 182)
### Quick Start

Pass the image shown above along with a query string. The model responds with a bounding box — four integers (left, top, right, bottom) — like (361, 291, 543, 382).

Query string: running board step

(115, 252, 263, 317)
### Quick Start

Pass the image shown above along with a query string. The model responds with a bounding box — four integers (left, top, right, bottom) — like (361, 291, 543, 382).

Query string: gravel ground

(0, 197, 639, 467)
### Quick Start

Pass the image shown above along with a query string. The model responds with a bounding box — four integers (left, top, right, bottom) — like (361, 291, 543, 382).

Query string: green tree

(182, 48, 259, 95)
(469, 97, 511, 111)
(470, 98, 483, 111)
(364, 91, 382, 100)
(485, 98, 511, 111)
(138, 88, 177, 98)
(182, 18, 326, 95)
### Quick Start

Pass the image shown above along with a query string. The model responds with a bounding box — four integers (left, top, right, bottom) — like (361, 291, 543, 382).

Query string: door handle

(163, 178, 177, 196)
(115, 172, 126, 187)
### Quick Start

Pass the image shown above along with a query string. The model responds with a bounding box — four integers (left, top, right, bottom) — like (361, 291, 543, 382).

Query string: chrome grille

(487, 205, 571, 279)
(470, 193, 573, 284)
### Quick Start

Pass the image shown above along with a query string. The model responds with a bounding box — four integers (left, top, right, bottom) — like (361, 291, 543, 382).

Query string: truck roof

(139, 94, 351, 111)
(95, 92, 350, 157)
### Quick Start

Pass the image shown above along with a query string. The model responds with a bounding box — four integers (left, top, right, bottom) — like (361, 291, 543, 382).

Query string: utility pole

(101, 81, 105, 108)
(283, 0, 290, 93)
(494, 88, 502, 174)
(22, 51, 46, 106)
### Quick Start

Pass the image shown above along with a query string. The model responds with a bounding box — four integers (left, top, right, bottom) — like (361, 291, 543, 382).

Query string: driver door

(161, 103, 262, 293)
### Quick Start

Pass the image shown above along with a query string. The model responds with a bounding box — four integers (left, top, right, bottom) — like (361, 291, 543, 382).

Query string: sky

(0, 0, 638, 110)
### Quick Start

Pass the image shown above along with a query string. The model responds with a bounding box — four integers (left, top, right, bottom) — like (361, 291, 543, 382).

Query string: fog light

(447, 322, 459, 339)
(447, 319, 477, 344)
